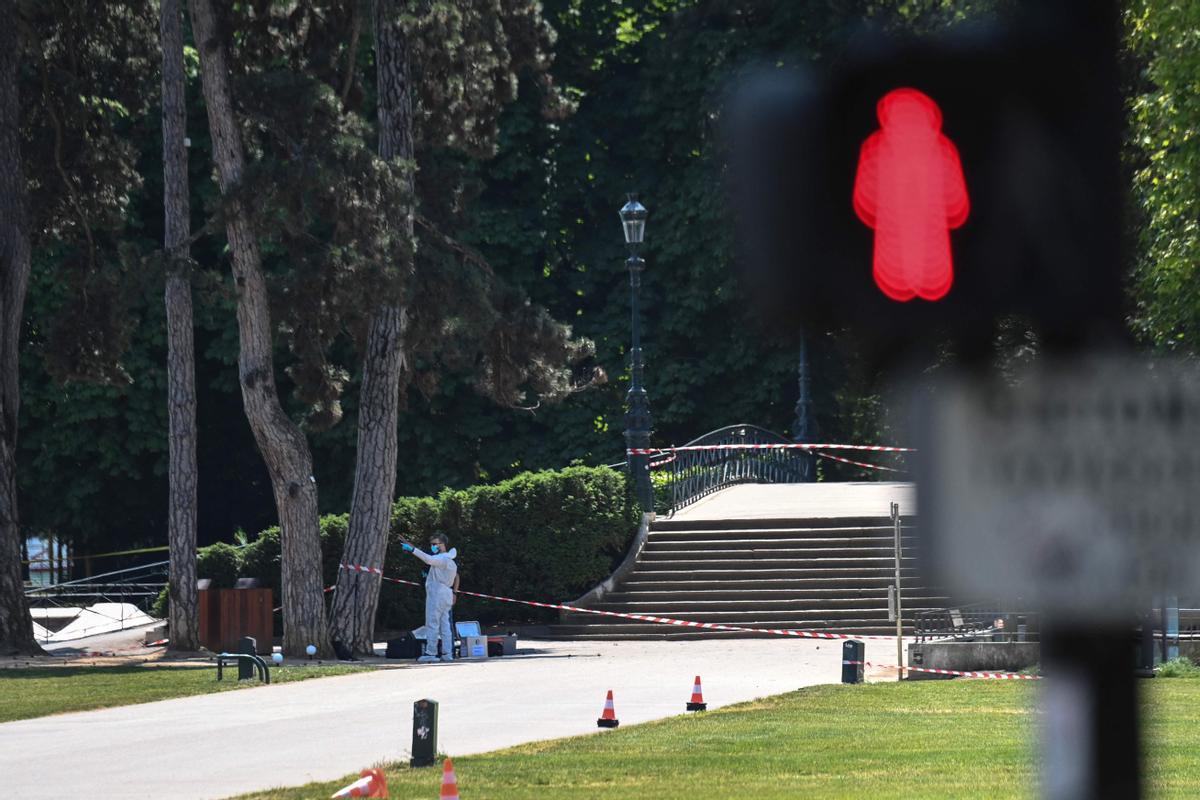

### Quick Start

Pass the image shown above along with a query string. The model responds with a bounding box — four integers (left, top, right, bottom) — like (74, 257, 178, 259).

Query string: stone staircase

(550, 507, 947, 640)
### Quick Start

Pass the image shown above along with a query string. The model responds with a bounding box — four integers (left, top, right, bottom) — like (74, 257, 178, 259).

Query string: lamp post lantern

(620, 193, 655, 512)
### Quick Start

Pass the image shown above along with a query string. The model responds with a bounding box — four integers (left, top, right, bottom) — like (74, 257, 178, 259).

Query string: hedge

(163, 466, 639, 630)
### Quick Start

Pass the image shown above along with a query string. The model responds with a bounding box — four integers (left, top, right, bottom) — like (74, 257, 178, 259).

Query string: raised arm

(401, 543, 457, 567)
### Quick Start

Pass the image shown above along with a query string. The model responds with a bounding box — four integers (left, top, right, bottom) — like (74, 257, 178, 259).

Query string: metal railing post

(892, 501, 904, 681)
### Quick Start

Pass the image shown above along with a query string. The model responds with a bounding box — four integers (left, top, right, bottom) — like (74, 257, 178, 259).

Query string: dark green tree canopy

(16, 0, 158, 384)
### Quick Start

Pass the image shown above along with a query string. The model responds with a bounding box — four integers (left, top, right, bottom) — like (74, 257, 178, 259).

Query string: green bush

(383, 466, 639, 625)
(197, 542, 241, 588)
(238, 527, 281, 593)
(1157, 657, 1200, 678)
(150, 586, 168, 618)
(163, 466, 639, 630)
(155, 541, 243, 622)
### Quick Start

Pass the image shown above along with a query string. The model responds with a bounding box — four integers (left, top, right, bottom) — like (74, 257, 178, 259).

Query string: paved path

(672, 481, 915, 521)
(0, 637, 902, 798)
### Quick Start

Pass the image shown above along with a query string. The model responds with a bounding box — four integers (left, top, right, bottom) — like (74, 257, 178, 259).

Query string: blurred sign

(917, 357, 1200, 617)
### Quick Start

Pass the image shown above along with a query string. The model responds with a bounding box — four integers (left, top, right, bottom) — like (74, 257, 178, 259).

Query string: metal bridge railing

(666, 424, 811, 513)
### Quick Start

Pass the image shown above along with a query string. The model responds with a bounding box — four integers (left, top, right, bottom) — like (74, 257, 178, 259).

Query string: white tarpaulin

(30, 603, 158, 643)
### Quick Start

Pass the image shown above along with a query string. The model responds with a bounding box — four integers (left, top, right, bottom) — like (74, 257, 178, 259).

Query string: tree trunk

(189, 0, 331, 657)
(330, 0, 414, 654)
(161, 0, 200, 652)
(0, 12, 44, 657)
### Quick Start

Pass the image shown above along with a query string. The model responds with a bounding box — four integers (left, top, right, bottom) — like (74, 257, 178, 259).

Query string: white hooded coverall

(411, 547, 457, 657)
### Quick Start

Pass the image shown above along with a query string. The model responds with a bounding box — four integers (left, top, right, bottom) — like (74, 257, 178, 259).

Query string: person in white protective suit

(401, 532, 458, 663)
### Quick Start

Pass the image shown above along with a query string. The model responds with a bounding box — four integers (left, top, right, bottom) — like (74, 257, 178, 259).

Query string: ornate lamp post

(620, 194, 655, 512)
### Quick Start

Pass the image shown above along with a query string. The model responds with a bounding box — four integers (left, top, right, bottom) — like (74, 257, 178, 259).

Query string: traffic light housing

(730, 1, 1127, 362)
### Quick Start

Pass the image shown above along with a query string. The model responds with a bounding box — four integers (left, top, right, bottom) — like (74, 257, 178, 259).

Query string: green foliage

(1157, 657, 1200, 679)
(1126, 0, 1200, 352)
(15, 0, 159, 383)
(235, 682, 1046, 800)
(419, 465, 637, 623)
(234, 465, 637, 628)
(237, 516, 349, 595)
(18, 1, 976, 559)
(196, 542, 241, 589)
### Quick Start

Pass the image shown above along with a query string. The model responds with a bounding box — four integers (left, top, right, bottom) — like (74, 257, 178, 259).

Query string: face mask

(431, 544, 439, 554)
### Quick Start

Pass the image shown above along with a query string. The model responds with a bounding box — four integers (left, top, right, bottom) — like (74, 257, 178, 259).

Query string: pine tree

(0, 0, 41, 657)
(161, 0, 200, 652)
(329, 0, 590, 653)
(0, 0, 156, 655)
(189, 0, 332, 656)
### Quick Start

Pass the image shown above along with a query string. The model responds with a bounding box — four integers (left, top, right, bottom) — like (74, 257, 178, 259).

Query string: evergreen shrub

(167, 466, 638, 629)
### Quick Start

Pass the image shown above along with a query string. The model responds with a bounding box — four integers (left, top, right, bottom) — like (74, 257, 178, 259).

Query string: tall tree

(329, 0, 587, 653)
(1, 0, 155, 652)
(328, 0, 414, 653)
(161, 0, 200, 651)
(0, 1, 42, 656)
(189, 0, 331, 656)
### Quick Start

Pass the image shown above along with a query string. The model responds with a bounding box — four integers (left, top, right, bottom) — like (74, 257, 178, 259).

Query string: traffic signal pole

(1034, 3, 1140, 796)
(1041, 625, 1141, 800)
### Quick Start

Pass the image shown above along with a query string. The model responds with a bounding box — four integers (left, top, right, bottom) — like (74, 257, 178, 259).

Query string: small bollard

(237, 636, 257, 681)
(411, 699, 439, 767)
(841, 640, 864, 684)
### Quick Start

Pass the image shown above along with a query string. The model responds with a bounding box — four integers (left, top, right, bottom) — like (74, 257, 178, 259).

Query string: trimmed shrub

(384, 466, 639, 625)
(197, 542, 241, 589)
(171, 466, 638, 631)
(238, 514, 351, 593)
(151, 542, 242, 619)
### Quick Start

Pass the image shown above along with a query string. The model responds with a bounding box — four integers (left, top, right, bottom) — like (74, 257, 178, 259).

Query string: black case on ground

(386, 633, 423, 659)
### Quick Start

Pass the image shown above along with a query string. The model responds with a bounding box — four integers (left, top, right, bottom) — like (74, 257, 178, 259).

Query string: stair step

(649, 516, 904, 532)
(644, 536, 916, 550)
(627, 568, 923, 582)
(621, 576, 920, 590)
(561, 607, 939, 623)
(648, 526, 916, 542)
(587, 597, 946, 611)
(547, 621, 920, 638)
(633, 554, 912, 566)
(548, 510, 942, 642)
(643, 551, 912, 563)
(603, 588, 943, 602)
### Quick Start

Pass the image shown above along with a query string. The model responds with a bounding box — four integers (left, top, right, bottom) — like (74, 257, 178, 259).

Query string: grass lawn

(0, 663, 369, 723)
(234, 679, 1200, 800)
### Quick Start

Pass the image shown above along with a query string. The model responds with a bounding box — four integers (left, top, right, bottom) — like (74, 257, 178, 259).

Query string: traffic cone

(330, 767, 388, 798)
(686, 675, 707, 712)
(440, 757, 459, 800)
(597, 689, 620, 728)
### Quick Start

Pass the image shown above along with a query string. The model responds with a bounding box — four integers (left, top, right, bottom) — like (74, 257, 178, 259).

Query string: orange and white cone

(597, 689, 620, 728)
(440, 757, 460, 800)
(686, 675, 707, 711)
(331, 767, 388, 798)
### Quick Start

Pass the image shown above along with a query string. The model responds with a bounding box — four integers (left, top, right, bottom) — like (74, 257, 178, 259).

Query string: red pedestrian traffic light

(853, 88, 968, 302)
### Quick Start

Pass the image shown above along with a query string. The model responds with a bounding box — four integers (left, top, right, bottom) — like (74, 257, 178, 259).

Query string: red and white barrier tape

(815, 451, 906, 474)
(340, 563, 384, 575)
(342, 563, 900, 641)
(843, 660, 1040, 681)
(628, 443, 914, 455)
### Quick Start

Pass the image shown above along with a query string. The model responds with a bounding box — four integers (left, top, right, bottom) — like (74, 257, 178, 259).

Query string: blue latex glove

(401, 542, 414, 553)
